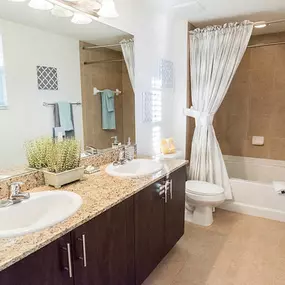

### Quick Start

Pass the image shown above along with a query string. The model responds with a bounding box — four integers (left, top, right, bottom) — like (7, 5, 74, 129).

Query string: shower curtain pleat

(120, 39, 135, 91)
(185, 21, 253, 199)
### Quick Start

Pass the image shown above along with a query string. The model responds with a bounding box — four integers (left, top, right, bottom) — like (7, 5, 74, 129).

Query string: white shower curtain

(184, 21, 253, 199)
(120, 38, 135, 91)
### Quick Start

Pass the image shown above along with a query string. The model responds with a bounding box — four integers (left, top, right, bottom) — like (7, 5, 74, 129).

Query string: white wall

(0, 2, 190, 168)
(0, 19, 83, 168)
(171, 19, 189, 158)
(101, 5, 189, 157)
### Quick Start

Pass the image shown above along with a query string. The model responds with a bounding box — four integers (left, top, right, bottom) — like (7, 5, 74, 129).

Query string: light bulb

(98, 0, 119, 18)
(28, 0, 54, 10)
(71, 13, 92, 24)
(51, 5, 73, 17)
(254, 21, 267, 29)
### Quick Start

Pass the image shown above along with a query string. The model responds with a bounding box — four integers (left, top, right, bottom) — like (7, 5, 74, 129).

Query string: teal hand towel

(57, 102, 74, 132)
(101, 90, 116, 130)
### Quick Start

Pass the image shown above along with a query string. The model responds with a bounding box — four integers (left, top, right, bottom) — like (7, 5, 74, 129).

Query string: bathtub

(219, 155, 285, 222)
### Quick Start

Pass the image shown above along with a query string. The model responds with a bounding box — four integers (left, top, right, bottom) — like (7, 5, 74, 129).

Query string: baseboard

(219, 201, 285, 223)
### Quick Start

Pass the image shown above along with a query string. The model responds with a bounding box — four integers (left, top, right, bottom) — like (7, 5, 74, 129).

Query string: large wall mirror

(0, 1, 135, 180)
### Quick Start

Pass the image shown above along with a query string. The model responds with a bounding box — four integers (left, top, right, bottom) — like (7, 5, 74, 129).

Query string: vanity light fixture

(90, 1, 101, 10)
(71, 12, 92, 24)
(98, 0, 119, 18)
(254, 21, 267, 29)
(8, 0, 119, 21)
(28, 0, 54, 10)
(51, 5, 73, 17)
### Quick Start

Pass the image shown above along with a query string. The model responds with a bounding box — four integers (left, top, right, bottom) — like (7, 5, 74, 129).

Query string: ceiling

(131, 0, 285, 35)
(168, 0, 285, 35)
(1, 0, 285, 42)
(0, 1, 131, 47)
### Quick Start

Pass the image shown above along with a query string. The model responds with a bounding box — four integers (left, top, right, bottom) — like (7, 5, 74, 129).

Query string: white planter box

(43, 166, 84, 189)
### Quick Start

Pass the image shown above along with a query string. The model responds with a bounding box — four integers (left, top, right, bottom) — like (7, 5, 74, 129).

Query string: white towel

(273, 181, 285, 194)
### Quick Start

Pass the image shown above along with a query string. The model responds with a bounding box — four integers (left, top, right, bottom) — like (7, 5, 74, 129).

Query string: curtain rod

(83, 39, 134, 50)
(83, 43, 121, 50)
(84, 59, 124, 65)
(43, 102, 81, 106)
(247, 41, 285, 48)
(188, 19, 285, 34)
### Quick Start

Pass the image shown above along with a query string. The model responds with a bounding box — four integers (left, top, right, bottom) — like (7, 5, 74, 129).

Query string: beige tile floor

(143, 209, 285, 285)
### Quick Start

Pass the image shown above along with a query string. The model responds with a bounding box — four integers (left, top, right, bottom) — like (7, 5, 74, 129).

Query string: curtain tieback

(184, 107, 214, 126)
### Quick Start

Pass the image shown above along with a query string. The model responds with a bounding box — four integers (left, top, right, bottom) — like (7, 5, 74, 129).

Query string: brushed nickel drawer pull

(66, 243, 73, 278)
(78, 234, 87, 267)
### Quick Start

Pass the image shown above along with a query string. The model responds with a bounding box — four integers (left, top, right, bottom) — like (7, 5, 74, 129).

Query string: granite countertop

(0, 159, 188, 272)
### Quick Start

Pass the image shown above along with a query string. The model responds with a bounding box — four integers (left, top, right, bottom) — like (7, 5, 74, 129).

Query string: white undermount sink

(105, 159, 163, 178)
(0, 191, 82, 238)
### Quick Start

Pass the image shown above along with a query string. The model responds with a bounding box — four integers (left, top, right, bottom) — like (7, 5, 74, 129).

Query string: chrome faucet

(113, 147, 127, 166)
(9, 182, 30, 201)
(0, 182, 30, 208)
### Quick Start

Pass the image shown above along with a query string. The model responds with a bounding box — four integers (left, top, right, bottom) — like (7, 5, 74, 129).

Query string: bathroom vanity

(0, 3, 186, 284)
(0, 162, 187, 285)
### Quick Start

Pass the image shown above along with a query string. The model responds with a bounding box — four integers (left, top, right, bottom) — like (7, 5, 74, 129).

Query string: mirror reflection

(0, 1, 135, 180)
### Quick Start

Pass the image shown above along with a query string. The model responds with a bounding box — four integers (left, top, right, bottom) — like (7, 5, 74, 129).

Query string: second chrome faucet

(0, 182, 30, 208)
(9, 182, 30, 201)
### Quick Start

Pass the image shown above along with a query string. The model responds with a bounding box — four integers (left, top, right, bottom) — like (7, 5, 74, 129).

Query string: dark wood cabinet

(165, 166, 187, 254)
(134, 179, 166, 285)
(0, 166, 186, 285)
(0, 233, 73, 285)
(135, 166, 187, 285)
(72, 196, 134, 285)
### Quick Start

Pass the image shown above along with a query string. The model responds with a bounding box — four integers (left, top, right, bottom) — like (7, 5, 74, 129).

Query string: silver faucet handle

(10, 182, 24, 195)
(8, 182, 29, 201)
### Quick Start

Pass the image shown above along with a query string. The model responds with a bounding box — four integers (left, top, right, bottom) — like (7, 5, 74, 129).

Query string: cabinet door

(0, 233, 74, 285)
(72, 196, 134, 285)
(165, 166, 186, 253)
(134, 180, 165, 285)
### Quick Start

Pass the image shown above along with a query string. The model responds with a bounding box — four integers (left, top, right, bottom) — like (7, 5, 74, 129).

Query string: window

(0, 35, 7, 108)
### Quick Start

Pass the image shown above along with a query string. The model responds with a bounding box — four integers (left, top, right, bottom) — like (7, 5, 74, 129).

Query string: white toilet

(185, 181, 225, 227)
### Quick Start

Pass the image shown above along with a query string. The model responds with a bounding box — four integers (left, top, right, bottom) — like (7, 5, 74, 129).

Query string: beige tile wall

(80, 42, 135, 150)
(185, 23, 196, 161)
(214, 32, 285, 160)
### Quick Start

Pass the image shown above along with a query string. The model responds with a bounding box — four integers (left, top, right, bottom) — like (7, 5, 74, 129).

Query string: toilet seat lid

(186, 181, 224, 196)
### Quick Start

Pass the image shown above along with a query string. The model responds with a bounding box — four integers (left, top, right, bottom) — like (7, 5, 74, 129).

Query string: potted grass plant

(25, 137, 51, 169)
(26, 138, 84, 188)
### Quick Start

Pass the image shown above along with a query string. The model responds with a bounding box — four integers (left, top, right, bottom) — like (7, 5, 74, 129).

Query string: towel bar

(43, 102, 81, 107)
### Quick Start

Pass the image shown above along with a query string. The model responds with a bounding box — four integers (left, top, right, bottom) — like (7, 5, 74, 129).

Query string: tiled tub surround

(0, 159, 188, 272)
(214, 31, 285, 160)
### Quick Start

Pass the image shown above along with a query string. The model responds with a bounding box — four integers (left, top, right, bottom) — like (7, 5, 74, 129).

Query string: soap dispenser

(111, 136, 121, 149)
(125, 137, 135, 161)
